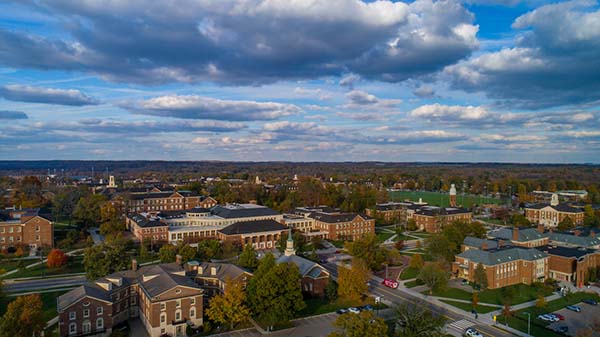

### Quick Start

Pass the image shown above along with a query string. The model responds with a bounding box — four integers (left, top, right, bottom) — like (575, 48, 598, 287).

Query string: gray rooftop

(463, 237, 499, 250)
(488, 227, 545, 242)
(457, 246, 548, 266)
(277, 254, 329, 279)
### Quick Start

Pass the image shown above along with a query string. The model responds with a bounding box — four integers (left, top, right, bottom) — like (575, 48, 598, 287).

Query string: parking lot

(547, 301, 600, 336)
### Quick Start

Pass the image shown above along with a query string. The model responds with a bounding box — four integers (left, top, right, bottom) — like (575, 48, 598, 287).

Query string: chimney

(591, 230, 596, 238)
(574, 230, 581, 237)
(498, 240, 504, 248)
(132, 259, 138, 272)
(512, 227, 519, 241)
(176, 254, 182, 265)
(537, 223, 544, 233)
(481, 242, 488, 251)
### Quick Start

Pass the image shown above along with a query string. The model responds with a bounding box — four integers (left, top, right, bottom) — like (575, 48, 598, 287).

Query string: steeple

(284, 226, 296, 256)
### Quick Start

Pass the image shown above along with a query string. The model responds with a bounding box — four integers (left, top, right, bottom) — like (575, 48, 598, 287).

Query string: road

(323, 263, 516, 337)
(3, 275, 86, 293)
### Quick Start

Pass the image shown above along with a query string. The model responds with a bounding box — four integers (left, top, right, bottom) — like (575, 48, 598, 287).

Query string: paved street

(210, 313, 338, 337)
(3, 275, 86, 293)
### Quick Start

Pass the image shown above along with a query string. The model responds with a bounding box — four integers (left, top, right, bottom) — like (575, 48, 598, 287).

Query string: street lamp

(375, 295, 384, 318)
(523, 312, 531, 335)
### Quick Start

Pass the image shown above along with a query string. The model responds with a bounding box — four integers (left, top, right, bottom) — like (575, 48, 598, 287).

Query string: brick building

(117, 186, 215, 213)
(453, 246, 548, 289)
(57, 260, 203, 337)
(185, 261, 252, 300)
(487, 227, 549, 248)
(412, 207, 472, 233)
(536, 245, 600, 287)
(365, 202, 410, 223)
(126, 213, 169, 244)
(217, 219, 288, 250)
(524, 194, 584, 228)
(0, 208, 53, 251)
(308, 212, 375, 241)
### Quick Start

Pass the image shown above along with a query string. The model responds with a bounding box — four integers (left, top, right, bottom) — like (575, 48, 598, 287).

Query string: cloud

(339, 74, 360, 89)
(0, 0, 478, 85)
(0, 84, 98, 106)
(444, 0, 600, 108)
(122, 95, 302, 121)
(344, 90, 401, 109)
(0, 110, 28, 119)
(293, 87, 333, 101)
(359, 130, 467, 145)
(413, 86, 436, 98)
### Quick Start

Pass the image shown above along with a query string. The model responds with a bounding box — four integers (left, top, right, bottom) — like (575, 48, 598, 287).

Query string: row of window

(68, 318, 103, 335)
(69, 306, 103, 320)
(0, 226, 21, 233)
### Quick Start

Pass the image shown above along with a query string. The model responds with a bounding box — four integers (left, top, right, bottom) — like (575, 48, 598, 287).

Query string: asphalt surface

(323, 262, 516, 337)
(4, 275, 86, 293)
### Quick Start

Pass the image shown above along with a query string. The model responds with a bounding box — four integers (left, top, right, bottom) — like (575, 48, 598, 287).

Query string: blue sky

(0, 0, 599, 162)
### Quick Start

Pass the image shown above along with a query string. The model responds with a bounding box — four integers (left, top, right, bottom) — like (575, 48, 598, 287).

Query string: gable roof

(191, 262, 250, 281)
(219, 219, 287, 235)
(548, 232, 600, 248)
(277, 254, 329, 279)
(211, 204, 279, 219)
(488, 227, 545, 242)
(463, 236, 499, 250)
(457, 246, 548, 266)
(57, 284, 112, 311)
(308, 212, 371, 223)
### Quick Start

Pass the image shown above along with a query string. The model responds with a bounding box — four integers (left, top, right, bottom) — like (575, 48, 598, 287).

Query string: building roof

(137, 263, 201, 298)
(219, 219, 287, 235)
(535, 245, 596, 259)
(191, 262, 250, 281)
(414, 207, 471, 217)
(547, 232, 600, 248)
(457, 246, 548, 266)
(308, 212, 371, 223)
(128, 213, 168, 228)
(57, 284, 112, 311)
(211, 204, 280, 219)
(488, 227, 545, 242)
(277, 254, 329, 279)
(463, 236, 499, 250)
(525, 203, 583, 213)
(373, 202, 413, 211)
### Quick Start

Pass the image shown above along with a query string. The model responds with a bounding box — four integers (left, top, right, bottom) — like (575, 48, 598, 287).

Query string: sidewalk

(1, 248, 85, 278)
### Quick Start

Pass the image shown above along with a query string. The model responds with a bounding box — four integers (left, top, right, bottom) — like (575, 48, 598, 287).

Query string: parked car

(566, 305, 582, 312)
(549, 313, 565, 320)
(582, 299, 598, 305)
(461, 279, 469, 285)
(464, 328, 483, 337)
(551, 325, 569, 333)
(359, 305, 374, 311)
(336, 308, 348, 314)
(348, 307, 361, 314)
(537, 314, 557, 322)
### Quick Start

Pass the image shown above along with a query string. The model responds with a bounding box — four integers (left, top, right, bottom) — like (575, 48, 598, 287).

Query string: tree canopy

(0, 294, 45, 337)
(328, 311, 388, 337)
(391, 302, 446, 337)
(337, 258, 370, 301)
(206, 280, 251, 329)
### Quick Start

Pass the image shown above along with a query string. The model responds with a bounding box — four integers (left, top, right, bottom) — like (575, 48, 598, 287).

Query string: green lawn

(395, 233, 417, 241)
(399, 267, 419, 280)
(0, 290, 68, 322)
(424, 287, 473, 301)
(0, 258, 38, 273)
(2, 256, 84, 279)
(376, 232, 395, 243)
(497, 292, 600, 337)
(477, 284, 553, 305)
(404, 279, 423, 288)
(407, 232, 431, 238)
(389, 190, 504, 207)
(439, 300, 498, 314)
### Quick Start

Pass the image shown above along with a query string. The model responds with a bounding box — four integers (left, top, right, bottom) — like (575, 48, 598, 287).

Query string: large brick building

(524, 194, 584, 228)
(185, 261, 252, 300)
(536, 245, 600, 287)
(126, 213, 169, 244)
(115, 186, 216, 213)
(412, 207, 472, 233)
(453, 245, 549, 289)
(0, 208, 53, 251)
(487, 227, 549, 248)
(217, 219, 288, 250)
(58, 260, 203, 337)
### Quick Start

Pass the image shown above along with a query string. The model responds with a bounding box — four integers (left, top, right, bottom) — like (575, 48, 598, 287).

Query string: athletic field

(388, 190, 506, 208)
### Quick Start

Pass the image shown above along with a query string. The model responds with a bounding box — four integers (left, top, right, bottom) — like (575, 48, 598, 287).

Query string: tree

(418, 262, 448, 295)
(558, 216, 575, 231)
(83, 236, 129, 279)
(238, 244, 258, 270)
(325, 277, 338, 301)
(73, 193, 107, 227)
(338, 258, 370, 301)
(159, 244, 177, 263)
(407, 218, 417, 231)
(345, 233, 387, 271)
(52, 188, 82, 223)
(328, 311, 387, 337)
(473, 263, 488, 290)
(392, 302, 446, 337)
(425, 234, 455, 263)
(247, 253, 305, 329)
(177, 243, 196, 263)
(197, 239, 222, 261)
(47, 248, 68, 268)
(206, 280, 251, 329)
(139, 241, 150, 261)
(472, 292, 479, 308)
(535, 295, 546, 308)
(0, 294, 45, 337)
(409, 254, 424, 270)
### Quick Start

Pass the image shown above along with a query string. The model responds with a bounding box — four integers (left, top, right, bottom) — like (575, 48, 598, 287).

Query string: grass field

(399, 267, 419, 280)
(389, 190, 505, 207)
(298, 297, 380, 317)
(439, 300, 498, 314)
(0, 290, 69, 322)
(426, 284, 553, 305)
(376, 231, 395, 243)
(2, 255, 85, 279)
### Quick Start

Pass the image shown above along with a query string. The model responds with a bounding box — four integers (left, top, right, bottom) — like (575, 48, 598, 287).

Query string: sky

(0, 0, 599, 163)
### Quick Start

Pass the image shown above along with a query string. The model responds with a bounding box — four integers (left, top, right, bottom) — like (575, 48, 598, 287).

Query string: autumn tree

(238, 244, 258, 270)
(345, 233, 387, 270)
(176, 243, 196, 263)
(326, 277, 338, 301)
(392, 302, 446, 337)
(83, 236, 129, 279)
(73, 193, 107, 227)
(409, 254, 424, 270)
(47, 248, 68, 268)
(418, 262, 448, 295)
(159, 244, 177, 263)
(472, 292, 479, 308)
(328, 311, 387, 337)
(206, 280, 251, 329)
(558, 216, 575, 231)
(473, 263, 488, 290)
(247, 253, 305, 329)
(99, 201, 125, 237)
(338, 258, 370, 301)
(535, 295, 546, 308)
(0, 294, 45, 337)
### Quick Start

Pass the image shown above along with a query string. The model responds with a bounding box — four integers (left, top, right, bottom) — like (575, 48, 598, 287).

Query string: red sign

(382, 278, 398, 289)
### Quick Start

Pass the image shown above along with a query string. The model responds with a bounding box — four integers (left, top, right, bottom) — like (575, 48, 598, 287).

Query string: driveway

(547, 301, 600, 336)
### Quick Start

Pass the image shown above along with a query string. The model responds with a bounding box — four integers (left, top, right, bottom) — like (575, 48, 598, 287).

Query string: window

(175, 310, 181, 321)
(82, 322, 91, 334)
(96, 318, 104, 330)
(190, 308, 195, 318)
(83, 309, 89, 318)
(97, 306, 103, 315)
(35, 226, 40, 232)
(69, 323, 77, 335)
(69, 312, 76, 320)
(191, 297, 195, 305)
(160, 313, 166, 324)
(160, 303, 166, 311)
(176, 299, 181, 308)
(35, 235, 40, 241)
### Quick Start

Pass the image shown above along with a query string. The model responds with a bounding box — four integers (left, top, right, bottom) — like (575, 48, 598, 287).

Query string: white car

(465, 328, 483, 337)
(348, 307, 360, 314)
(537, 314, 557, 322)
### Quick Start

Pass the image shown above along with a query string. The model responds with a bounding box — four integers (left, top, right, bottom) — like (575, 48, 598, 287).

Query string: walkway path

(1, 248, 85, 278)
